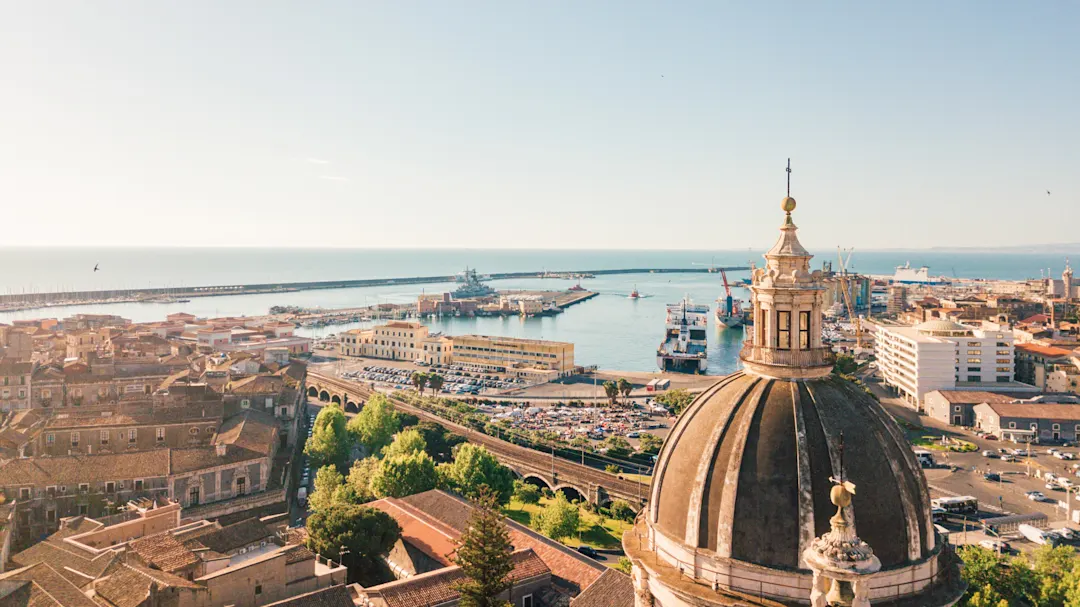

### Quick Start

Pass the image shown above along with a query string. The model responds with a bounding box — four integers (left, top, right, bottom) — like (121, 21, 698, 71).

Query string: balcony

(740, 341, 836, 369)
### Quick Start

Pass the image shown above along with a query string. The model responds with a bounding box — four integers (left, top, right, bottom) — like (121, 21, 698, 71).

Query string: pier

(0, 266, 749, 310)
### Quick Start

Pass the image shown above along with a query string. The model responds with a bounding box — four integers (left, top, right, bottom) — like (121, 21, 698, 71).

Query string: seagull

(93, 263, 99, 272)
(1047, 190, 1052, 196)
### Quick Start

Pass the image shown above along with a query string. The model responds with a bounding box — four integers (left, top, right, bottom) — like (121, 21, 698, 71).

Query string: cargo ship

(715, 269, 743, 329)
(657, 296, 709, 373)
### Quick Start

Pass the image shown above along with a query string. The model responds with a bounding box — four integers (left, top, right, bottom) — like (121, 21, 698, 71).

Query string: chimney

(216, 443, 227, 457)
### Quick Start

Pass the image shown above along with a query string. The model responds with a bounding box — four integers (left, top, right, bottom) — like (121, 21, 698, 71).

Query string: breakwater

(0, 267, 748, 309)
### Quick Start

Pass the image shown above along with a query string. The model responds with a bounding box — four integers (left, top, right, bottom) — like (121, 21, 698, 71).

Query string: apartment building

(449, 335, 575, 377)
(0, 358, 33, 412)
(876, 319, 1017, 409)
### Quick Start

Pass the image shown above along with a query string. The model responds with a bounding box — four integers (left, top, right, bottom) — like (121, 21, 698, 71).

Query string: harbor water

(0, 248, 1071, 375)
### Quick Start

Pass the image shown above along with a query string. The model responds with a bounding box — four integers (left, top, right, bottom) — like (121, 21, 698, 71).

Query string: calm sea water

(0, 248, 1068, 374)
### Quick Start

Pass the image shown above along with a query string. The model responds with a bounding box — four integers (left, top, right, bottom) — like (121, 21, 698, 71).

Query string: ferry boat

(657, 296, 709, 374)
(892, 262, 948, 285)
(453, 268, 496, 299)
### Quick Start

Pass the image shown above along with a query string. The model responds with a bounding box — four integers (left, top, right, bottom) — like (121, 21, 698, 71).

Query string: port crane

(719, 268, 735, 317)
(836, 247, 864, 350)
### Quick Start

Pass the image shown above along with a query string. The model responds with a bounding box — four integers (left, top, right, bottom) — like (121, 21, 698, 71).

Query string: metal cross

(786, 158, 792, 196)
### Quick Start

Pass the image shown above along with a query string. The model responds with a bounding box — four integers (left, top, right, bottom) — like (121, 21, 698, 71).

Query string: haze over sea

(0, 247, 1069, 375)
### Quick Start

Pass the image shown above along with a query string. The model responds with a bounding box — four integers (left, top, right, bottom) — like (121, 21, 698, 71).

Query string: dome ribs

(714, 379, 773, 558)
(650, 372, 746, 528)
(686, 375, 764, 547)
(790, 381, 818, 569)
(730, 379, 802, 568)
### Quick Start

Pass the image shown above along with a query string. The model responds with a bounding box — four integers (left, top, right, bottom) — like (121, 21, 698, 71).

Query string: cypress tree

(452, 487, 515, 607)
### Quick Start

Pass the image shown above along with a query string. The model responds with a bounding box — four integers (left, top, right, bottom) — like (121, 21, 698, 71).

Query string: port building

(875, 319, 1027, 409)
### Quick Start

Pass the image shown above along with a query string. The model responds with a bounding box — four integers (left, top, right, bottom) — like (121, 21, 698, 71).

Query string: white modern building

(876, 319, 1016, 409)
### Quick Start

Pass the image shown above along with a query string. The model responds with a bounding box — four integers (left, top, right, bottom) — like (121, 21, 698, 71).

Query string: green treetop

(304, 404, 352, 472)
(306, 503, 401, 582)
(532, 491, 579, 541)
(383, 428, 428, 460)
(452, 488, 515, 607)
(347, 394, 401, 456)
(371, 451, 439, 498)
(438, 443, 514, 504)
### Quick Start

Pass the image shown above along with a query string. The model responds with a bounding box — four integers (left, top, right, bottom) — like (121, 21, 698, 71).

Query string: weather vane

(829, 431, 857, 493)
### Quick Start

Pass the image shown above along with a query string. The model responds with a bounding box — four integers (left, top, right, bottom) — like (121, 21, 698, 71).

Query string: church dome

(916, 319, 973, 336)
(648, 372, 934, 571)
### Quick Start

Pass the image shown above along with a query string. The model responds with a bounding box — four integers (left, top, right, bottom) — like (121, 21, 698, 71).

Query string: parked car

(983, 434, 998, 440)
(1055, 528, 1078, 541)
(1027, 491, 1048, 502)
(981, 450, 996, 458)
(1001, 454, 1017, 462)
(576, 546, 599, 559)
(978, 539, 1010, 552)
(983, 473, 1001, 482)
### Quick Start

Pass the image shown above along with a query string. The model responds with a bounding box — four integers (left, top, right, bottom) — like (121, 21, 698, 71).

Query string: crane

(719, 268, 734, 316)
(836, 247, 863, 350)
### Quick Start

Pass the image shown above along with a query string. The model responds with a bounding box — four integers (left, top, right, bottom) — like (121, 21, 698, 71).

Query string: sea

(0, 247, 1069, 375)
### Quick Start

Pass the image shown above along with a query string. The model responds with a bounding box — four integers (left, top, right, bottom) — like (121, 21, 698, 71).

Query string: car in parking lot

(983, 473, 1001, 482)
(1055, 451, 1076, 460)
(978, 539, 1011, 552)
(981, 450, 996, 458)
(1027, 491, 1048, 501)
(1001, 454, 1017, 462)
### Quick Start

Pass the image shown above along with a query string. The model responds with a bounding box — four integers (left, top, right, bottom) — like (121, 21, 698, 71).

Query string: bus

(931, 496, 978, 514)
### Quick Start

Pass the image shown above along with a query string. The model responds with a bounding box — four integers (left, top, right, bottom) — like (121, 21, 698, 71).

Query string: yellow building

(449, 335, 575, 378)
(340, 322, 452, 364)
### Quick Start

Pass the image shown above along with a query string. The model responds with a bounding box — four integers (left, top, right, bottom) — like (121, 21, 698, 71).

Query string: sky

(1, 2, 1077, 250)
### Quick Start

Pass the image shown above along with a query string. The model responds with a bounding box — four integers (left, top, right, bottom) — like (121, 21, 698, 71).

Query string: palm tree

(427, 373, 445, 394)
(602, 381, 619, 405)
(411, 371, 428, 396)
(617, 378, 632, 403)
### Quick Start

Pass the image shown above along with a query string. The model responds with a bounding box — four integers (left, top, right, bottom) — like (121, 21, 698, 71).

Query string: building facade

(974, 402, 1080, 443)
(876, 319, 1016, 409)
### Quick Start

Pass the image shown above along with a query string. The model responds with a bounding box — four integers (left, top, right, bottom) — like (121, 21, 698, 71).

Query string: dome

(916, 319, 973, 336)
(648, 371, 934, 571)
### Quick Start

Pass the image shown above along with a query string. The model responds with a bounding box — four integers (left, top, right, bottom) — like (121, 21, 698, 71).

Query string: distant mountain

(927, 243, 1080, 254)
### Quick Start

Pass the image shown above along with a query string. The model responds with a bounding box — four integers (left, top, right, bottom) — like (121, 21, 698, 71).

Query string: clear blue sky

(1, 2, 1077, 249)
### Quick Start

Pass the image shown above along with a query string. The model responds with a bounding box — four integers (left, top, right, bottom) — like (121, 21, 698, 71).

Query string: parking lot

(324, 356, 529, 396)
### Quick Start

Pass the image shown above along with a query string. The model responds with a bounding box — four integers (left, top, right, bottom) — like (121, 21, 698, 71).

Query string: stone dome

(648, 371, 935, 571)
(916, 319, 973, 336)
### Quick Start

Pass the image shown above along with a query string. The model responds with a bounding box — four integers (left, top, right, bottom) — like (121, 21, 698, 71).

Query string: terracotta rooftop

(264, 584, 354, 607)
(0, 450, 171, 487)
(981, 402, 1080, 422)
(1015, 342, 1073, 358)
(129, 532, 200, 573)
(363, 549, 549, 607)
(93, 561, 202, 607)
(185, 517, 274, 554)
(0, 562, 100, 607)
(570, 568, 634, 607)
(933, 390, 1038, 405)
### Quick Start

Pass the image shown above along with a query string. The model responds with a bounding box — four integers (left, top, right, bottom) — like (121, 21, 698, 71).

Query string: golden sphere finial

(782, 197, 797, 214)
(830, 484, 852, 508)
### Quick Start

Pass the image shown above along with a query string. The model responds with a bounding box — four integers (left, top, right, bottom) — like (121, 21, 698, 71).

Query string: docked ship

(657, 296, 709, 374)
(891, 262, 948, 285)
(714, 269, 743, 329)
(453, 268, 496, 299)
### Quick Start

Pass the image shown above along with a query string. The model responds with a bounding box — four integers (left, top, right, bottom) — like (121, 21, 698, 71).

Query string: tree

(1032, 544, 1076, 607)
(958, 546, 1038, 606)
(512, 479, 541, 506)
(305, 404, 352, 472)
(833, 354, 859, 376)
(341, 457, 378, 504)
(532, 491, 579, 541)
(347, 394, 400, 456)
(638, 433, 663, 455)
(306, 503, 401, 579)
(965, 585, 1009, 607)
(383, 428, 427, 459)
(440, 443, 515, 504)
(614, 557, 633, 575)
(602, 381, 619, 405)
(655, 389, 695, 416)
(427, 374, 445, 394)
(604, 435, 632, 458)
(452, 488, 514, 607)
(570, 436, 591, 450)
(609, 499, 635, 522)
(308, 465, 345, 512)
(371, 451, 438, 498)
(411, 371, 429, 396)
(414, 421, 464, 463)
(617, 378, 632, 402)
(605, 464, 621, 474)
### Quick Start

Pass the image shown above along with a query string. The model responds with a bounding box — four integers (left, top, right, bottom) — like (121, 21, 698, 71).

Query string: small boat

(629, 286, 641, 299)
(568, 282, 587, 292)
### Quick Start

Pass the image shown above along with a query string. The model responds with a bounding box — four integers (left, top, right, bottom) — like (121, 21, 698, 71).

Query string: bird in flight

(1047, 190, 1052, 196)
(93, 263, 99, 272)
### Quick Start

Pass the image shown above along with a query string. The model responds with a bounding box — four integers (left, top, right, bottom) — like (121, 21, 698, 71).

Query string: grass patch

(620, 473, 652, 484)
(910, 435, 977, 452)
(505, 497, 633, 550)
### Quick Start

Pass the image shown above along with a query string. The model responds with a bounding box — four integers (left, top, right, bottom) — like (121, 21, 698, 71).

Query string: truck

(1019, 523, 1063, 547)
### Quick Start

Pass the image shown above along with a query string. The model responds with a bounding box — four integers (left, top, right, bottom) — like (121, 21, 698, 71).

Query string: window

(47, 486, 56, 498)
(954, 406, 962, 412)
(523, 595, 534, 607)
(997, 377, 1011, 383)
(71, 433, 80, 447)
(105, 482, 115, 493)
(128, 429, 137, 444)
(1009, 422, 1017, 429)
(254, 583, 262, 596)
(79, 483, 89, 493)
(777, 311, 791, 350)
(59, 486, 66, 495)
(189, 427, 199, 435)
(967, 341, 981, 347)
(189, 486, 200, 506)
(19, 488, 30, 500)
(100, 430, 109, 445)
(18, 390, 25, 399)
(265, 397, 274, 409)
(79, 504, 88, 515)
(47, 509, 56, 523)
(799, 311, 810, 349)
(967, 358, 981, 364)
(967, 375, 980, 382)
(967, 350, 981, 355)
(996, 350, 1011, 355)
(997, 359, 1011, 365)
(135, 479, 144, 491)
(46, 434, 55, 445)
(1053, 424, 1061, 431)
(236, 477, 247, 496)
(157, 428, 165, 441)
(967, 367, 980, 372)
(206, 426, 215, 435)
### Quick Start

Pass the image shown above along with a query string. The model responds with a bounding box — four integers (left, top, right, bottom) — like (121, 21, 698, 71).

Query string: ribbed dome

(916, 319, 973, 336)
(648, 371, 934, 571)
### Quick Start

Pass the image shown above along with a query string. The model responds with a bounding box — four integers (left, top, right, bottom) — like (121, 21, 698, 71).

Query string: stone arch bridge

(307, 372, 647, 508)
